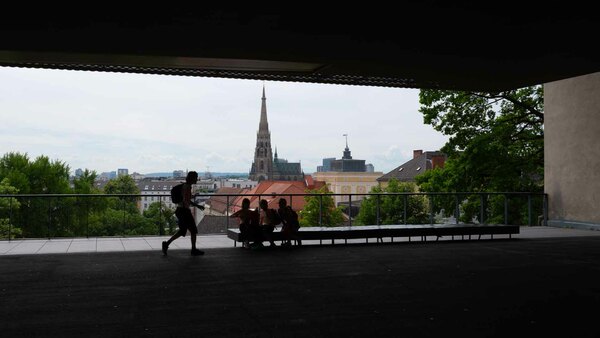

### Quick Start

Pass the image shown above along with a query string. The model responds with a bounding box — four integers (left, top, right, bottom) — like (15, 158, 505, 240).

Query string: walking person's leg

(163, 208, 186, 255)
(185, 209, 203, 256)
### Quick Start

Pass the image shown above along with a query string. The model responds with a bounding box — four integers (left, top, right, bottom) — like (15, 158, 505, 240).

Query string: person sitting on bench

(231, 198, 262, 249)
(278, 198, 301, 247)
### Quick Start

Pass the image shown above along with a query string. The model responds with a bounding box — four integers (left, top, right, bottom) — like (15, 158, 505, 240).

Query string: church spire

(259, 83, 269, 133)
(249, 84, 273, 181)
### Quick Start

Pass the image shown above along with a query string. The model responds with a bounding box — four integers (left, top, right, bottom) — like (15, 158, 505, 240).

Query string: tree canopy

(417, 86, 544, 193)
(356, 179, 429, 225)
(299, 186, 345, 227)
(0, 152, 70, 194)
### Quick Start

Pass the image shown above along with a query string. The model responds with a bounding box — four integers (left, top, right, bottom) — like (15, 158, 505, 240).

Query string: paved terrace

(1, 226, 595, 255)
(1, 226, 599, 337)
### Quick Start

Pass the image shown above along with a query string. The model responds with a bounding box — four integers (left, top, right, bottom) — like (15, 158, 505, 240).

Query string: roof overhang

(1, 5, 598, 91)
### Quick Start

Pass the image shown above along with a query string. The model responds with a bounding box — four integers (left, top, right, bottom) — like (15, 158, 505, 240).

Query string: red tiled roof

(229, 180, 314, 212)
(305, 175, 315, 187)
(207, 187, 246, 214)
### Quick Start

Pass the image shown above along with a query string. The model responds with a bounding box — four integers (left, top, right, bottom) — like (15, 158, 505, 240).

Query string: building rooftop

(378, 151, 447, 182)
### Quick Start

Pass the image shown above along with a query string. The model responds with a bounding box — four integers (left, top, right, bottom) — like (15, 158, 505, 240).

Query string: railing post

(528, 194, 532, 226)
(480, 194, 485, 224)
(543, 194, 548, 226)
(454, 194, 460, 224)
(319, 194, 323, 226)
(159, 195, 163, 236)
(47, 197, 52, 239)
(403, 194, 407, 225)
(26, 198, 30, 238)
(429, 194, 434, 225)
(226, 195, 230, 229)
(376, 194, 380, 226)
(8, 196, 13, 241)
(86, 197, 90, 238)
(122, 197, 126, 235)
(504, 194, 509, 225)
(348, 194, 352, 227)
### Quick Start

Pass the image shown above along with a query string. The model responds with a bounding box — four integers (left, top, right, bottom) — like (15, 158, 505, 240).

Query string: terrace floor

(1, 226, 599, 337)
(1, 226, 598, 255)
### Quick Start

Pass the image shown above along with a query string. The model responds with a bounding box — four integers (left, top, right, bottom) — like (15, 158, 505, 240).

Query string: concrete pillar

(545, 72, 600, 230)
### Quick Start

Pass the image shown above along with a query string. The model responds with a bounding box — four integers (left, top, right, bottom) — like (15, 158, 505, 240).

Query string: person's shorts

(175, 207, 197, 237)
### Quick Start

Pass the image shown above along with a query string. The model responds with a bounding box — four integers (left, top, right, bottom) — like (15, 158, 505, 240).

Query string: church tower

(249, 85, 274, 181)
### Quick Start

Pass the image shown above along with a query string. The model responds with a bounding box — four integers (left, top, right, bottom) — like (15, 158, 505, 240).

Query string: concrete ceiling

(1, 5, 598, 91)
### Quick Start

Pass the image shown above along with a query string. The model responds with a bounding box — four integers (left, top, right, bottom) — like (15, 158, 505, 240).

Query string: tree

(104, 175, 139, 195)
(418, 86, 543, 192)
(73, 169, 99, 194)
(0, 152, 72, 237)
(71, 169, 108, 236)
(356, 179, 429, 225)
(143, 202, 176, 235)
(299, 186, 345, 227)
(0, 152, 71, 194)
(87, 208, 153, 236)
(417, 86, 544, 224)
(0, 178, 22, 238)
(103, 175, 139, 213)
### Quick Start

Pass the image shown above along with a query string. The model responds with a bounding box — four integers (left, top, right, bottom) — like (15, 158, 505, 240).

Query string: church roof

(273, 160, 302, 174)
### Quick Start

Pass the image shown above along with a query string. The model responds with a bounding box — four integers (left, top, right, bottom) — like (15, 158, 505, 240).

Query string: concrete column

(545, 72, 600, 230)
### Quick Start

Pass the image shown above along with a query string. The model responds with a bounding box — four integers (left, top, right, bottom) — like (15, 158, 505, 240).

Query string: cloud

(0, 67, 449, 175)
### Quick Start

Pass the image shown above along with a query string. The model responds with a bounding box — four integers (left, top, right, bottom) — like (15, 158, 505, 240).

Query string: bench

(226, 224, 520, 247)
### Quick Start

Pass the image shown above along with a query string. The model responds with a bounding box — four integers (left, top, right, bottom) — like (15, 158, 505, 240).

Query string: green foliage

(418, 86, 543, 193)
(87, 208, 154, 236)
(28, 155, 71, 194)
(73, 169, 99, 194)
(0, 151, 175, 237)
(299, 186, 345, 227)
(103, 175, 139, 214)
(0, 152, 71, 194)
(416, 86, 544, 224)
(0, 218, 22, 239)
(143, 202, 176, 235)
(0, 178, 21, 238)
(356, 179, 429, 225)
(104, 175, 139, 194)
(0, 152, 31, 194)
(0, 153, 72, 237)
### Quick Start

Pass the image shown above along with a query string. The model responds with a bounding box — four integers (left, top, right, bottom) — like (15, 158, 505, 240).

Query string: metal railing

(0, 192, 547, 240)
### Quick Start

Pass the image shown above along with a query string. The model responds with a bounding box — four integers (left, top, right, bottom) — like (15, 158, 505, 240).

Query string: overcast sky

(0, 66, 449, 175)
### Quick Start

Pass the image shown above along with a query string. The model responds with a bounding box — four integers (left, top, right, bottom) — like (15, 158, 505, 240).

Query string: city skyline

(0, 67, 449, 174)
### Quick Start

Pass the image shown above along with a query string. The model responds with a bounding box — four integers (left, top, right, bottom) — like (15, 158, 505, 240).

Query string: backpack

(170, 183, 184, 204)
(268, 208, 282, 226)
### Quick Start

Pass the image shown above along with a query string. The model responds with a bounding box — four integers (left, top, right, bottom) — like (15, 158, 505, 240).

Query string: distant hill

(143, 172, 248, 179)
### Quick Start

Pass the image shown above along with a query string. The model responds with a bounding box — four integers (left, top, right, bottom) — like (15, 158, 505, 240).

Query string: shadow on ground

(1, 237, 599, 337)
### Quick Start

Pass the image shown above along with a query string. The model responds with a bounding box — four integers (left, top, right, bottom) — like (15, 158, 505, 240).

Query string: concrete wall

(545, 72, 600, 230)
